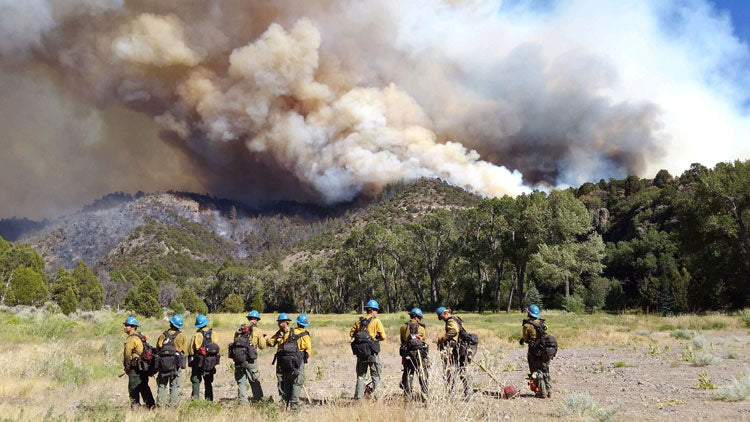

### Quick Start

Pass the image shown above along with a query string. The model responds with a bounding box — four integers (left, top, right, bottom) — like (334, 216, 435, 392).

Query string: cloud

(0, 0, 748, 218)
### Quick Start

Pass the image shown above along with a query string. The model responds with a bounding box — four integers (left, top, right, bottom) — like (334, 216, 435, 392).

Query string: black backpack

(157, 330, 183, 375)
(196, 328, 221, 372)
(130, 333, 158, 376)
(275, 330, 309, 375)
(399, 321, 428, 358)
(526, 319, 558, 361)
(228, 325, 258, 368)
(350, 317, 380, 358)
(453, 316, 479, 364)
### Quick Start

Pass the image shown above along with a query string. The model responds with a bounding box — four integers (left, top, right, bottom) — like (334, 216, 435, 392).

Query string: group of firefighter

(122, 300, 554, 411)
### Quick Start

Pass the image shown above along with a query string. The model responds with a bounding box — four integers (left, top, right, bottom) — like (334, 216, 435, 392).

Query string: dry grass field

(1, 308, 749, 421)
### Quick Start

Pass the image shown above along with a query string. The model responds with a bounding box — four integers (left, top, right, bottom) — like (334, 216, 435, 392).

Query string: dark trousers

(400, 352, 429, 401)
(527, 352, 551, 396)
(128, 371, 155, 408)
(190, 367, 214, 401)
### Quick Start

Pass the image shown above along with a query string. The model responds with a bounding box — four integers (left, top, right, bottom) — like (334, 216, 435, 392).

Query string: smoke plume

(1, 0, 749, 218)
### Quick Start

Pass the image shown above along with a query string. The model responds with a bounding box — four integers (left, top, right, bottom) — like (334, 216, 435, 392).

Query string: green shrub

(670, 329, 692, 340)
(562, 295, 585, 314)
(124, 289, 162, 318)
(222, 293, 245, 313)
(79, 297, 94, 311)
(176, 289, 208, 314)
(715, 371, 750, 402)
(693, 333, 708, 350)
(169, 300, 187, 315)
(738, 309, 750, 328)
(6, 266, 48, 306)
(693, 352, 721, 367)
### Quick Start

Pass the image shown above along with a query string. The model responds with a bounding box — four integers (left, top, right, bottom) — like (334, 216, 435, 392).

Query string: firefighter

(436, 307, 473, 399)
(520, 304, 552, 398)
(266, 313, 312, 411)
(399, 307, 429, 401)
(349, 299, 387, 399)
(188, 314, 214, 401)
(156, 315, 188, 407)
(122, 316, 155, 408)
(234, 310, 267, 403)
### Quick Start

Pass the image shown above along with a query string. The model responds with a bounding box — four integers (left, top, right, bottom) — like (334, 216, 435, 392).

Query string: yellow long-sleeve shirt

(349, 315, 387, 341)
(522, 318, 543, 343)
(234, 323, 267, 350)
(266, 327, 312, 358)
(400, 318, 427, 344)
(156, 328, 188, 354)
(438, 317, 460, 345)
(123, 333, 143, 371)
(188, 330, 205, 355)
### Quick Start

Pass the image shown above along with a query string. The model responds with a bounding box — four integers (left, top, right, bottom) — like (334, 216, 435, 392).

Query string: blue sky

(711, 0, 750, 45)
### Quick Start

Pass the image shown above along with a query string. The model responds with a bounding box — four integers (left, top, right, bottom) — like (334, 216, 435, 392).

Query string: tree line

(1, 160, 748, 316)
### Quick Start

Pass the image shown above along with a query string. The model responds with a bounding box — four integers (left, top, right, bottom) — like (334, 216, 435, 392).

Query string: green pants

(528, 352, 551, 397)
(277, 363, 305, 411)
(400, 352, 429, 401)
(235, 361, 263, 403)
(156, 371, 182, 407)
(127, 370, 155, 408)
(354, 354, 381, 399)
(190, 367, 214, 401)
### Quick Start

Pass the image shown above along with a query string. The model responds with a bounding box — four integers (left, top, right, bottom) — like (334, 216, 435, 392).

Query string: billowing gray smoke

(1, 0, 748, 217)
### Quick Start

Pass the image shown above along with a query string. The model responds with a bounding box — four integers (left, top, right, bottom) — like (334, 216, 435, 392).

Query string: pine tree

(524, 283, 543, 310)
(659, 278, 676, 316)
(139, 276, 159, 300)
(59, 287, 77, 315)
(52, 268, 78, 312)
(72, 260, 104, 310)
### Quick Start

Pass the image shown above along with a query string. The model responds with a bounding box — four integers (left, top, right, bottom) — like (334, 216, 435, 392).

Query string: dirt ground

(111, 329, 750, 421)
(3, 311, 749, 421)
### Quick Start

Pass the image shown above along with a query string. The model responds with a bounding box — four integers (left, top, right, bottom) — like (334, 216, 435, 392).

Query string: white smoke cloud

(0, 0, 748, 217)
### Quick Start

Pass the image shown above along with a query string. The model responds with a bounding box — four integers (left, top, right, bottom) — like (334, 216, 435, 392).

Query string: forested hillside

(1, 160, 748, 316)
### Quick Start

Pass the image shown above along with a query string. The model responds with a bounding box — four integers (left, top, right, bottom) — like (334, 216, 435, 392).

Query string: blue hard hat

(277, 313, 291, 322)
(124, 316, 139, 326)
(195, 314, 209, 328)
(528, 304, 541, 318)
(296, 313, 310, 327)
(410, 307, 423, 318)
(436, 306, 447, 317)
(247, 310, 261, 320)
(365, 299, 380, 310)
(169, 314, 184, 329)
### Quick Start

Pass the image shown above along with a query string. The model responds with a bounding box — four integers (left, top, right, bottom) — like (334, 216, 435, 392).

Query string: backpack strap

(163, 330, 179, 343)
(527, 320, 546, 347)
(359, 316, 371, 332)
(453, 316, 468, 335)
(202, 328, 213, 344)
(407, 321, 419, 335)
(291, 330, 310, 341)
